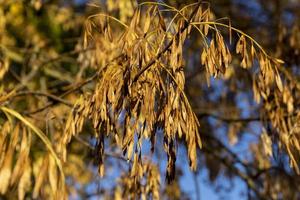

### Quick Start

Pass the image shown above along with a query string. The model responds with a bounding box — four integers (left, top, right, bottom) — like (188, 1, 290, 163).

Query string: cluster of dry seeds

(2, 1, 300, 199)
(0, 123, 32, 199)
(62, 4, 204, 182)
(114, 158, 160, 200)
(0, 121, 67, 199)
(61, 2, 286, 183)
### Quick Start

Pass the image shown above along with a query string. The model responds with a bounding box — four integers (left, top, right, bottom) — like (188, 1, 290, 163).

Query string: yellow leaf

(275, 73, 283, 92)
(261, 130, 273, 157)
(143, 11, 151, 34)
(274, 58, 284, 64)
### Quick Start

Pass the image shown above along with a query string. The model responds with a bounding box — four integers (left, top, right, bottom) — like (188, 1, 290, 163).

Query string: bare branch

(12, 91, 73, 107)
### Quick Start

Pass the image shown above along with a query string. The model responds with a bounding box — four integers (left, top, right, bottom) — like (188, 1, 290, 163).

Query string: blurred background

(1, 0, 300, 199)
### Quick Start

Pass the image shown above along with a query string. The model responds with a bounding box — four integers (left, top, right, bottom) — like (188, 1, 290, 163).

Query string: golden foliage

(114, 158, 160, 200)
(63, 3, 207, 182)
(61, 1, 287, 186)
(0, 108, 67, 200)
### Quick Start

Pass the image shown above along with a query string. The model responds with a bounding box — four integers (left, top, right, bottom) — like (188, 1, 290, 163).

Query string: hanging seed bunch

(113, 157, 160, 200)
(0, 120, 67, 200)
(248, 24, 295, 172)
(254, 64, 300, 173)
(250, 23, 300, 173)
(61, 2, 283, 181)
(0, 123, 32, 199)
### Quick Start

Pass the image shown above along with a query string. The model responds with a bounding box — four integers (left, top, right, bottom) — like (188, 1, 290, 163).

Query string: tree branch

(74, 135, 130, 163)
(23, 72, 98, 115)
(203, 145, 270, 200)
(12, 91, 73, 107)
(196, 111, 261, 123)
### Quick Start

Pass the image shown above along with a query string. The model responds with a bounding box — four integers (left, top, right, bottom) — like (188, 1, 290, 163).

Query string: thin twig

(203, 145, 269, 200)
(197, 112, 261, 123)
(74, 135, 130, 163)
(12, 91, 73, 107)
(203, 132, 252, 170)
(196, 110, 297, 123)
(24, 54, 123, 115)
(24, 73, 98, 115)
(39, 47, 94, 68)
